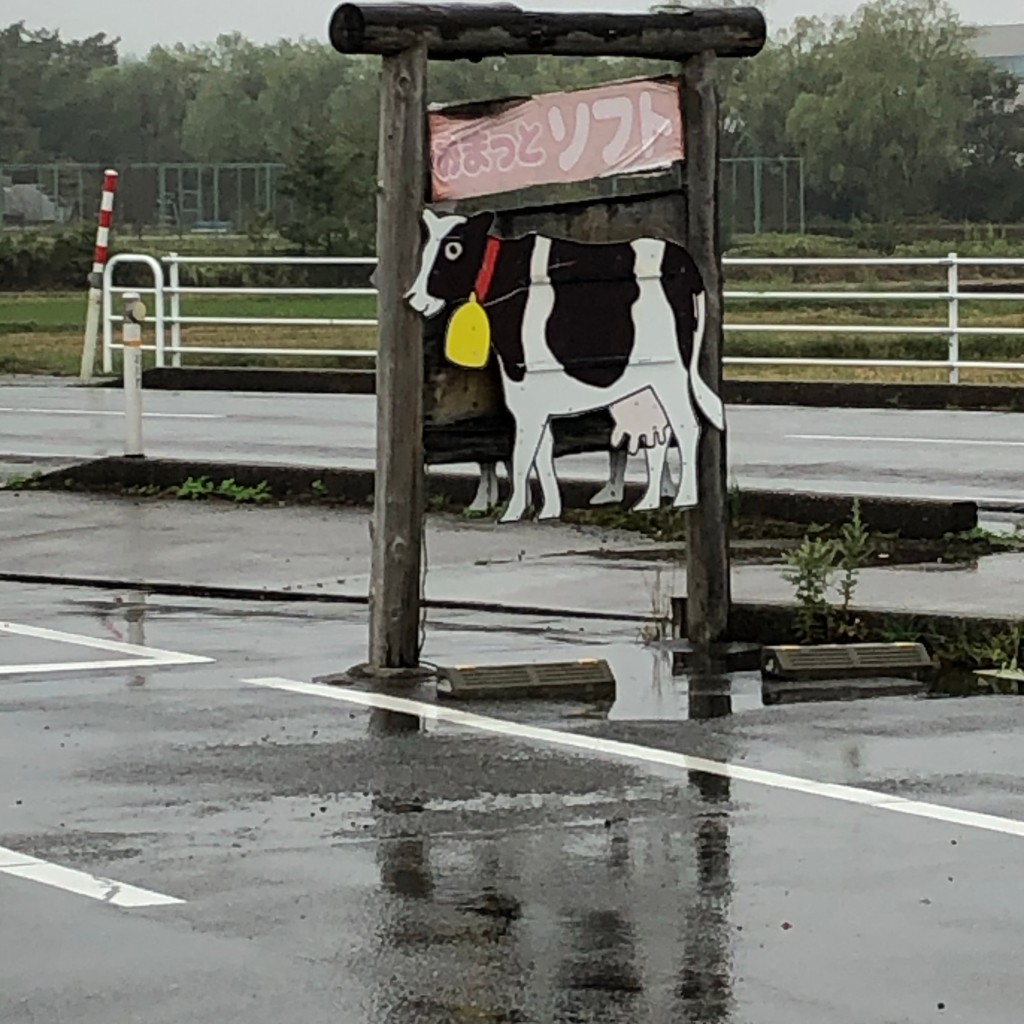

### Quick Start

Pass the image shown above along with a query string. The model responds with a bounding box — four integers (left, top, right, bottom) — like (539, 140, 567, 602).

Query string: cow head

(406, 209, 495, 318)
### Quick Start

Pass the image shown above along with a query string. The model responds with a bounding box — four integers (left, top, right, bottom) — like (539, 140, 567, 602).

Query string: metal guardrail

(100, 251, 1024, 382)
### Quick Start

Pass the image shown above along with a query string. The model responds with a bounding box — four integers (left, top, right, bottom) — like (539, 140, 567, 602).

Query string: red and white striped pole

(80, 169, 119, 382)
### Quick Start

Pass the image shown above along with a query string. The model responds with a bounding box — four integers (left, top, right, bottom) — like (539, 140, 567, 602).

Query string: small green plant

(783, 500, 870, 644)
(126, 483, 162, 497)
(783, 535, 838, 644)
(3, 471, 41, 490)
(311, 479, 328, 497)
(727, 479, 742, 522)
(942, 526, 1024, 557)
(215, 478, 272, 504)
(834, 499, 870, 637)
(971, 623, 1024, 672)
(175, 476, 272, 503)
(177, 475, 215, 500)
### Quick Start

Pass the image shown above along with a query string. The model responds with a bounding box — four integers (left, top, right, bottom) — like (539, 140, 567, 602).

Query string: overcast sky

(5, 0, 1023, 56)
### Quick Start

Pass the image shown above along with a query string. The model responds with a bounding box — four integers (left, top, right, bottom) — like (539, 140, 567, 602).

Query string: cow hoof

(536, 506, 562, 522)
(589, 488, 623, 507)
(499, 507, 526, 524)
(632, 498, 660, 512)
(672, 495, 698, 510)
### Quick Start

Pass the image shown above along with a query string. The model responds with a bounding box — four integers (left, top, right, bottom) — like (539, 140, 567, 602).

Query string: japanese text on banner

(429, 77, 684, 202)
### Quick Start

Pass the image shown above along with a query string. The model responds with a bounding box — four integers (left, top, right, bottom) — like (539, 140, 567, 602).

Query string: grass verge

(2, 288, 1023, 380)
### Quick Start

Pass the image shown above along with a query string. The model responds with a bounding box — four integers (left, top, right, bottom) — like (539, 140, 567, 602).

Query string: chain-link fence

(3, 157, 805, 237)
(1, 163, 289, 233)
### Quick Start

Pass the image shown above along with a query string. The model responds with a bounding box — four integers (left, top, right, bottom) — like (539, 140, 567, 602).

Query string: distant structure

(972, 23, 1024, 92)
(0, 179, 66, 225)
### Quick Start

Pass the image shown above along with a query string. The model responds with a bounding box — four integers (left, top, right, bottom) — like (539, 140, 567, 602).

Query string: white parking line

(246, 676, 1024, 842)
(0, 407, 224, 420)
(0, 845, 183, 908)
(0, 622, 213, 677)
(788, 433, 1024, 448)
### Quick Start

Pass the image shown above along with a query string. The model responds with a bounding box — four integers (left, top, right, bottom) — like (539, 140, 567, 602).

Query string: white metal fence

(100, 251, 1024, 383)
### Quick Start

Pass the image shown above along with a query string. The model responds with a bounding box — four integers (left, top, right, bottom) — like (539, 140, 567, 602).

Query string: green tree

(181, 35, 274, 161)
(936, 62, 1024, 221)
(277, 126, 351, 253)
(782, 0, 987, 221)
(0, 22, 117, 161)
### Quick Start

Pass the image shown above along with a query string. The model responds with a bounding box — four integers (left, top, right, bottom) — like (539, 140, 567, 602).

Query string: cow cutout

(471, 443, 681, 515)
(408, 209, 724, 523)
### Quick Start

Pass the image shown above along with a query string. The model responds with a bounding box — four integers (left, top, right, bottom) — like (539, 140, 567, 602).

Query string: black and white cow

(407, 209, 725, 523)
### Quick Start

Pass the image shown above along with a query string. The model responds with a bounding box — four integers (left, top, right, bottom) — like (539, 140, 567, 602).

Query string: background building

(972, 23, 1024, 79)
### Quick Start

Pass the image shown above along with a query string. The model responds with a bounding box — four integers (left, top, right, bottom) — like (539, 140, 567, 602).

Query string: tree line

(2, 0, 1023, 253)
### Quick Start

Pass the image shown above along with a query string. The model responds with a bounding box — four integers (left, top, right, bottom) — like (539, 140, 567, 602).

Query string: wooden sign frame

(329, 2, 767, 672)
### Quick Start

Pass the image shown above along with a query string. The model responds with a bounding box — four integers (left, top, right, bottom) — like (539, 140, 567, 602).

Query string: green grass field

(2, 287, 1022, 381)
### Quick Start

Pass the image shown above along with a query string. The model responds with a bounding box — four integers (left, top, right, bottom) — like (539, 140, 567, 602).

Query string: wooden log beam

(330, 3, 766, 61)
(369, 40, 428, 672)
(683, 50, 731, 649)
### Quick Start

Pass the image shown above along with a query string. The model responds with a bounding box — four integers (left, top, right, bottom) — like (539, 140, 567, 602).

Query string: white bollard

(122, 292, 145, 458)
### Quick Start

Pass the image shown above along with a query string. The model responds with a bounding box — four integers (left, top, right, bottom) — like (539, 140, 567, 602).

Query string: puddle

(418, 641, 994, 724)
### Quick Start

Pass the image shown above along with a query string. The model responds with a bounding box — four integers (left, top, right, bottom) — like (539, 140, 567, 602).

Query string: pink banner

(429, 77, 684, 202)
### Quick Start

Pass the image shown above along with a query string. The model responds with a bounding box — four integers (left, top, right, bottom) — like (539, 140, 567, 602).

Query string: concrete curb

(35, 456, 978, 540)
(98, 367, 1024, 412)
(671, 597, 1022, 664)
(115, 367, 376, 394)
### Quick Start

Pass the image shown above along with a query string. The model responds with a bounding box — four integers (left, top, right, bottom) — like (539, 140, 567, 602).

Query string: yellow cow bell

(445, 292, 491, 369)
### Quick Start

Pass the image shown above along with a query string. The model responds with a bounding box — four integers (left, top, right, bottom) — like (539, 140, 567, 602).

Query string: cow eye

(444, 240, 464, 261)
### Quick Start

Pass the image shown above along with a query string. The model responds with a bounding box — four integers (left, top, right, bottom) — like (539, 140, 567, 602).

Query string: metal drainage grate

(761, 642, 932, 682)
(437, 659, 615, 701)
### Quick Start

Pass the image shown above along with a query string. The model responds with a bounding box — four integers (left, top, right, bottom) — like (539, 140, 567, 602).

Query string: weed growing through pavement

(176, 476, 272, 504)
(176, 475, 215, 500)
(783, 499, 870, 644)
(1, 472, 41, 490)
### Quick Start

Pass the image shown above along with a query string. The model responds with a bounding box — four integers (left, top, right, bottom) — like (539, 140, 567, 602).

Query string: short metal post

(798, 157, 806, 235)
(122, 292, 145, 458)
(168, 253, 182, 367)
(753, 154, 763, 235)
(947, 252, 960, 385)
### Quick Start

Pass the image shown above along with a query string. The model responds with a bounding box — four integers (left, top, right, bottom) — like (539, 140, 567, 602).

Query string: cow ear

(466, 211, 496, 237)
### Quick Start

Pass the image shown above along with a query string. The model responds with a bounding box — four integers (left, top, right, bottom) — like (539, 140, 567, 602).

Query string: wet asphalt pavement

(4, 578, 1024, 1023)
(2, 385, 1023, 506)
(3, 380, 1024, 1022)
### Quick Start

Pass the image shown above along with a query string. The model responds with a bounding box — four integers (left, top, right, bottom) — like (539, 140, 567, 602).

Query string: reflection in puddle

(602, 644, 760, 722)
(558, 909, 643, 999)
(125, 591, 148, 688)
(369, 707, 422, 735)
(361, 651, 738, 1024)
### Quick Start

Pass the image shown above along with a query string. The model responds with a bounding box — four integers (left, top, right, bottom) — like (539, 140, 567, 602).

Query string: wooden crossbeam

(330, 3, 767, 61)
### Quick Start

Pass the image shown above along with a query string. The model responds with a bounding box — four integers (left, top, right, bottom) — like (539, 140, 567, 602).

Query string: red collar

(473, 237, 501, 303)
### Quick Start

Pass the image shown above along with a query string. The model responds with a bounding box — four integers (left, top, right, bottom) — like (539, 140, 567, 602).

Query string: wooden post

(683, 51, 731, 648)
(369, 39, 428, 672)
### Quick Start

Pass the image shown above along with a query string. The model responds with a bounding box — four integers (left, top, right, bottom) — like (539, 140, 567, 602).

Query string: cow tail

(688, 291, 725, 431)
